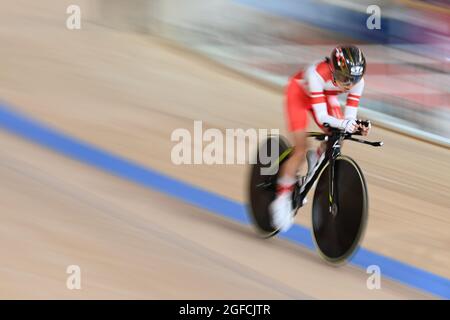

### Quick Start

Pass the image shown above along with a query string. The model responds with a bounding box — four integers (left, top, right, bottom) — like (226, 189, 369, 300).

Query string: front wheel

(312, 155, 368, 264)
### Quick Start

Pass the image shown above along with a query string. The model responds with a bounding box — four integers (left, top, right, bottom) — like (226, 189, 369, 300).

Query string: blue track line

(0, 102, 449, 299)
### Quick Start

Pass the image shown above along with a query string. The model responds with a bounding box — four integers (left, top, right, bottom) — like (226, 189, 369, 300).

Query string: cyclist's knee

(291, 145, 306, 159)
(292, 132, 309, 156)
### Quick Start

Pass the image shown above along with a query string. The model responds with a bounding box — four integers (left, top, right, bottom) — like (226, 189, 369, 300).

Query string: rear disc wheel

(248, 135, 291, 238)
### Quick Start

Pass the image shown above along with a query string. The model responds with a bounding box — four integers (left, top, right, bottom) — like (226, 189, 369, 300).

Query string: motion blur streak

(0, 0, 449, 300)
(1, 103, 448, 299)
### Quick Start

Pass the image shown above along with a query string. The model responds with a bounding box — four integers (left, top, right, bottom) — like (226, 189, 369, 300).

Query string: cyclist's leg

(280, 78, 310, 179)
(270, 79, 309, 232)
(279, 131, 308, 181)
(307, 111, 326, 167)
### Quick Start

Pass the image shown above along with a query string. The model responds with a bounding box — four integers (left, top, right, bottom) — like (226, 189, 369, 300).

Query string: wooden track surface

(0, 0, 448, 298)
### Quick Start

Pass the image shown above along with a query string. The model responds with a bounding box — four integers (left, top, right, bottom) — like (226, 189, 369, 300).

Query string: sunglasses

(334, 70, 362, 87)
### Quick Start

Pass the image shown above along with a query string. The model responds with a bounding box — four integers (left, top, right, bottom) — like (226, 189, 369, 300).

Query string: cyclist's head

(329, 45, 366, 90)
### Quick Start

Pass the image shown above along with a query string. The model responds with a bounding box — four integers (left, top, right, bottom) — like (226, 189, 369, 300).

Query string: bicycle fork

(328, 139, 342, 216)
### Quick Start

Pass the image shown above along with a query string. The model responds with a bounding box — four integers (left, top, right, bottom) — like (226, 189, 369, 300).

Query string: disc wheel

(312, 155, 368, 264)
(248, 135, 291, 237)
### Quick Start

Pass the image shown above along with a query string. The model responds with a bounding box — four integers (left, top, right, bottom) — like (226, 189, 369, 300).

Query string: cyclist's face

(334, 73, 361, 91)
(336, 81, 354, 91)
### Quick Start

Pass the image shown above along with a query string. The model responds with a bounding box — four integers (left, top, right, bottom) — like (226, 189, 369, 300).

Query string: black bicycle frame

(293, 131, 342, 210)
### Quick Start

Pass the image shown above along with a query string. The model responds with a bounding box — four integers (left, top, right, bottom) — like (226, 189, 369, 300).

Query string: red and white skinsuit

(270, 59, 365, 233)
(285, 59, 364, 132)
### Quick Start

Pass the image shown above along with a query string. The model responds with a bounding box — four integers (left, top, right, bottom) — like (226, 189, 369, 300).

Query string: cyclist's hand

(340, 119, 358, 133)
(358, 120, 371, 136)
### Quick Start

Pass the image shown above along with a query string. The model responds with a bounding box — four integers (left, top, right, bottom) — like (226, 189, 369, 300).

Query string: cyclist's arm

(306, 66, 345, 128)
(344, 78, 364, 120)
(326, 94, 340, 109)
(312, 104, 344, 128)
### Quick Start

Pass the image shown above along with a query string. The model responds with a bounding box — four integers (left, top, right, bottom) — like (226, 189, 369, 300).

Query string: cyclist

(271, 45, 371, 232)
